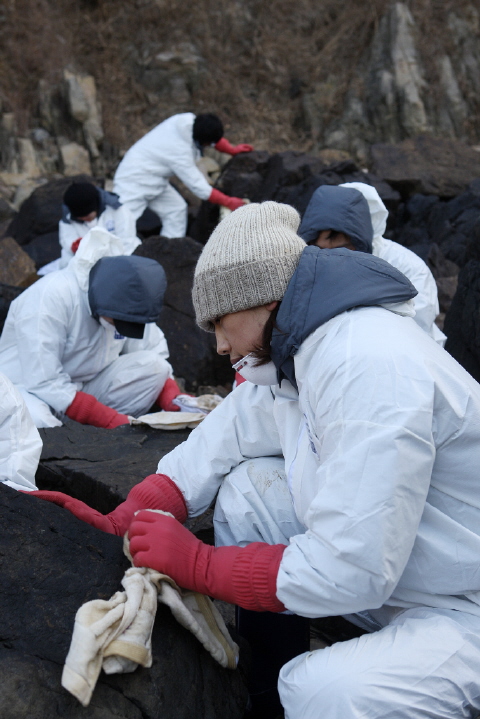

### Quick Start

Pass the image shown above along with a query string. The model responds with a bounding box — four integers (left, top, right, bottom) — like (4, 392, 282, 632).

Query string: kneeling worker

(0, 233, 183, 428)
(113, 112, 252, 238)
(59, 181, 141, 267)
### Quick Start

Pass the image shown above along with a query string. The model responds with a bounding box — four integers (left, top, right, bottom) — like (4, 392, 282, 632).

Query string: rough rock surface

(444, 260, 480, 383)
(370, 136, 480, 197)
(7, 173, 94, 245)
(0, 484, 247, 719)
(191, 150, 400, 245)
(36, 420, 192, 513)
(0, 237, 37, 285)
(22, 230, 62, 269)
(134, 235, 233, 390)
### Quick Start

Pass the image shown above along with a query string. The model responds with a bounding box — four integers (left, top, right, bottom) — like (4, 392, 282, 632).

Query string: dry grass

(0, 0, 478, 157)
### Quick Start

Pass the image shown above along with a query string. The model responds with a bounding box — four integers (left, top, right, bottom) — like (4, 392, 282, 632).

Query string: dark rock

(0, 197, 15, 223)
(444, 260, 480, 383)
(0, 237, 37, 285)
(7, 174, 94, 245)
(190, 150, 401, 245)
(0, 484, 247, 718)
(36, 420, 192, 513)
(371, 136, 480, 198)
(0, 281, 24, 334)
(22, 230, 61, 269)
(134, 235, 233, 390)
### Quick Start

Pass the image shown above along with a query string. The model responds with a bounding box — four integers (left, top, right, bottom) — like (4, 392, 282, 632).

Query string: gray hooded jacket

(298, 185, 374, 253)
(271, 246, 417, 389)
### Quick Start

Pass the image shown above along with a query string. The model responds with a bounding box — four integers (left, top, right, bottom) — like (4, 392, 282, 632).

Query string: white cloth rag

(61, 512, 239, 706)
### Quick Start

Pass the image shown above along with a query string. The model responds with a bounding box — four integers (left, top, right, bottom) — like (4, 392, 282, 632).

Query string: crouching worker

(59, 181, 141, 268)
(0, 239, 182, 428)
(27, 203, 480, 719)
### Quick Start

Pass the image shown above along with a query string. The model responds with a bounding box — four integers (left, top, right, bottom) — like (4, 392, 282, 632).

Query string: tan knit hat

(193, 201, 305, 331)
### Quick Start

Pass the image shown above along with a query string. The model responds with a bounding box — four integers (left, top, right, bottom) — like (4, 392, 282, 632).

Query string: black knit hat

(193, 113, 224, 145)
(63, 182, 100, 219)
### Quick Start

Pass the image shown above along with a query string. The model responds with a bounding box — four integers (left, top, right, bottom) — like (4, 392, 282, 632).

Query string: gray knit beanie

(193, 201, 305, 331)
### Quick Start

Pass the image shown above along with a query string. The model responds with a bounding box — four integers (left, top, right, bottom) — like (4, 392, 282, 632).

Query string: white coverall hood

(70, 227, 124, 293)
(340, 182, 388, 245)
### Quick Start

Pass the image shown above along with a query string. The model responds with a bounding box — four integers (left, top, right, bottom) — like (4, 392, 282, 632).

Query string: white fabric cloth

(113, 113, 212, 238)
(59, 204, 141, 269)
(0, 372, 41, 491)
(62, 525, 239, 707)
(340, 182, 446, 345)
(158, 303, 480, 621)
(0, 229, 172, 427)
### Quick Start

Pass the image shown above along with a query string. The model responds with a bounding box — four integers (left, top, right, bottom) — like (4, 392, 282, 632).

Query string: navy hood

(62, 188, 122, 223)
(88, 255, 167, 323)
(298, 185, 374, 253)
(270, 246, 417, 389)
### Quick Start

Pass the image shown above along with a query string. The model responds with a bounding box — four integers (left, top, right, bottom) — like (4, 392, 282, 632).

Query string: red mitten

(71, 238, 82, 254)
(66, 391, 130, 429)
(129, 511, 286, 612)
(208, 188, 245, 212)
(27, 474, 187, 537)
(157, 377, 183, 412)
(215, 138, 254, 155)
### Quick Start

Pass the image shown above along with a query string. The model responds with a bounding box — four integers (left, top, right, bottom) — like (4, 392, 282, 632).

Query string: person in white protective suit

(0, 371, 42, 491)
(299, 182, 446, 345)
(0, 229, 184, 429)
(113, 112, 253, 238)
(58, 182, 141, 268)
(25, 203, 480, 719)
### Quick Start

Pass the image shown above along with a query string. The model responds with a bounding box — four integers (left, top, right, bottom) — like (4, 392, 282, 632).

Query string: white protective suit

(0, 229, 173, 428)
(58, 204, 141, 269)
(113, 113, 213, 239)
(341, 182, 446, 345)
(158, 303, 480, 719)
(0, 372, 42, 491)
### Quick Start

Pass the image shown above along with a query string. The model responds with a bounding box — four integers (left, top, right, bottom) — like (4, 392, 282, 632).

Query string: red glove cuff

(206, 542, 286, 613)
(214, 137, 236, 154)
(66, 391, 129, 428)
(157, 377, 183, 412)
(127, 474, 188, 524)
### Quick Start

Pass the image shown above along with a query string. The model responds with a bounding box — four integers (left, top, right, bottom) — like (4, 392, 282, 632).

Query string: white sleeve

(11, 283, 78, 413)
(0, 374, 42, 491)
(58, 220, 84, 268)
(277, 349, 436, 618)
(168, 147, 213, 201)
(157, 382, 282, 516)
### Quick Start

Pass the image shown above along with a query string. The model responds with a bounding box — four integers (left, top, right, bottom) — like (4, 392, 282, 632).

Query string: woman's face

(214, 302, 277, 365)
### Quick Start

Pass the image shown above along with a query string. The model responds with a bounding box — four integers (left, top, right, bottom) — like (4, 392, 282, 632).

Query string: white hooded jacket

(341, 182, 446, 345)
(0, 229, 171, 415)
(113, 113, 212, 202)
(158, 302, 480, 619)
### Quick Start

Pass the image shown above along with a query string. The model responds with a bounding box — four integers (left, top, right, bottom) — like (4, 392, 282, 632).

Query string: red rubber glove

(208, 188, 245, 212)
(71, 238, 82, 254)
(26, 474, 187, 536)
(66, 391, 129, 429)
(157, 377, 183, 412)
(215, 138, 254, 155)
(129, 511, 286, 612)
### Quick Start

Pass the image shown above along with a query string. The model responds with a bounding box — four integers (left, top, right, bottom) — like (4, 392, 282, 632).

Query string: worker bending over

(299, 182, 445, 344)
(27, 202, 480, 719)
(113, 112, 252, 238)
(0, 231, 183, 428)
(58, 181, 141, 268)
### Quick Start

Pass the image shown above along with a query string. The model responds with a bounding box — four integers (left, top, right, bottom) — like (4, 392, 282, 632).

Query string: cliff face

(0, 0, 479, 185)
